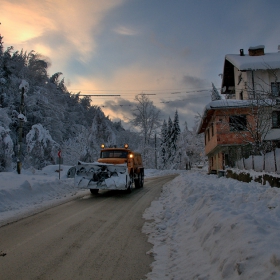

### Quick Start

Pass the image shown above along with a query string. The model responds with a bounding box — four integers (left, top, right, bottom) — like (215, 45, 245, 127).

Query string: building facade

(198, 46, 280, 173)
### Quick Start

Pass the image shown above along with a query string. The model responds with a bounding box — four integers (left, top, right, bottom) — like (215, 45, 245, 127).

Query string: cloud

(68, 60, 213, 128)
(114, 25, 138, 36)
(1, 0, 124, 68)
(182, 75, 209, 89)
(158, 93, 211, 128)
(1, 1, 55, 44)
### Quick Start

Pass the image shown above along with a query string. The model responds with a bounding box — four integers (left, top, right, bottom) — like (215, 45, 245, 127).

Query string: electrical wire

(69, 87, 215, 108)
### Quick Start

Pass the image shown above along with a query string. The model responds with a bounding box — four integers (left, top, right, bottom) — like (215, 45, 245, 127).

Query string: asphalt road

(0, 174, 177, 280)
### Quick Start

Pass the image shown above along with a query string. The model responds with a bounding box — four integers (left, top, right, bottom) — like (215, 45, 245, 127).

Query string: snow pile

(143, 170, 280, 280)
(0, 165, 76, 225)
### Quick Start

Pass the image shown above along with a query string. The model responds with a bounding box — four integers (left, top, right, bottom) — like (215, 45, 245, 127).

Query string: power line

(70, 90, 212, 100)
(73, 87, 213, 108)
(79, 94, 121, 97)
(68, 87, 216, 93)
(96, 93, 211, 108)
(69, 88, 187, 91)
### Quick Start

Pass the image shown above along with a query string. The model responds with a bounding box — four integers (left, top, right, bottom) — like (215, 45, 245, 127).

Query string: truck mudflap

(74, 161, 129, 190)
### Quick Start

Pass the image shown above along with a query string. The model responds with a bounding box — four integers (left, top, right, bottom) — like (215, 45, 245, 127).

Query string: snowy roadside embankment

(143, 170, 280, 280)
(0, 165, 77, 226)
(0, 166, 176, 226)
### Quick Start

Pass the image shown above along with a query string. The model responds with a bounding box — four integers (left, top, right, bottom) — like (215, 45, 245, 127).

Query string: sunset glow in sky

(2, 0, 280, 128)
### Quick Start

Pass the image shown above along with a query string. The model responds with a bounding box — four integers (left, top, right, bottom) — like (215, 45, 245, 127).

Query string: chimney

(240, 49, 244, 56)
(248, 45, 265, 56)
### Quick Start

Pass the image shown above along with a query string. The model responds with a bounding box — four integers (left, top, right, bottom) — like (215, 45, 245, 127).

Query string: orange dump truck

(74, 144, 144, 194)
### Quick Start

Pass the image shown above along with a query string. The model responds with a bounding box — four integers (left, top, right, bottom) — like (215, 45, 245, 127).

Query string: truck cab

(97, 144, 144, 189)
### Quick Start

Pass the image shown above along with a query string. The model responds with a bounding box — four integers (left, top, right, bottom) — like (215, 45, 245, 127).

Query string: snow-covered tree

(211, 83, 222, 101)
(130, 94, 161, 165)
(0, 107, 11, 128)
(131, 94, 161, 142)
(173, 110, 181, 141)
(170, 110, 181, 165)
(178, 120, 205, 168)
(159, 111, 182, 169)
(0, 126, 14, 171)
(166, 116, 173, 164)
(62, 126, 92, 165)
(25, 124, 59, 169)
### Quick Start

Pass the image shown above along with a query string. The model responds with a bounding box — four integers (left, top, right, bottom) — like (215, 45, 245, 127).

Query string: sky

(1, 0, 280, 129)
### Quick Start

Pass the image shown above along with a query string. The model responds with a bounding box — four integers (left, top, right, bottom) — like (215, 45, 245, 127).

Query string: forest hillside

(0, 35, 205, 171)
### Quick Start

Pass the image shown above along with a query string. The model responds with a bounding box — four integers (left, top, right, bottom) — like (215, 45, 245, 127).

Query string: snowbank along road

(0, 174, 177, 280)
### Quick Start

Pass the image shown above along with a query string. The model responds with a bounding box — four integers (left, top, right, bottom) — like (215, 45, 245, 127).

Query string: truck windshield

(100, 150, 128, 158)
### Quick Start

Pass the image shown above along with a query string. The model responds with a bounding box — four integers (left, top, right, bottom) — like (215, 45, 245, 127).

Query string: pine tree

(166, 116, 173, 166)
(173, 110, 180, 141)
(164, 112, 182, 168)
(171, 110, 181, 167)
(160, 119, 168, 169)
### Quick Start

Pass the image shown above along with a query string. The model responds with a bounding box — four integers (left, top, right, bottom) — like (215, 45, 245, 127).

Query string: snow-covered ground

(1, 166, 280, 279)
(143, 170, 280, 280)
(0, 165, 78, 226)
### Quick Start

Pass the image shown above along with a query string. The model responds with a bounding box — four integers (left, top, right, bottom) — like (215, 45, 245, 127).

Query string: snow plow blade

(74, 161, 129, 190)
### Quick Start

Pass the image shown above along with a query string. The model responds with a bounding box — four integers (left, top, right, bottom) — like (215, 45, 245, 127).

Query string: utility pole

(17, 86, 25, 174)
(251, 70, 256, 99)
(154, 133, 157, 169)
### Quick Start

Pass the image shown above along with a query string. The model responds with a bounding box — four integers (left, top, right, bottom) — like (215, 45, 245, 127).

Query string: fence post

(263, 153, 265, 172)
(274, 148, 277, 172)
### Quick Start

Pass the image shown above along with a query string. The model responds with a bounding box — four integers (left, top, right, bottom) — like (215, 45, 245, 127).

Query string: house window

(271, 82, 280, 97)
(240, 91, 243, 100)
(229, 115, 247, 131)
(272, 111, 280, 128)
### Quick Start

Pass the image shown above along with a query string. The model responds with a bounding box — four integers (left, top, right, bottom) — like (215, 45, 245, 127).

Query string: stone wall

(226, 169, 280, 188)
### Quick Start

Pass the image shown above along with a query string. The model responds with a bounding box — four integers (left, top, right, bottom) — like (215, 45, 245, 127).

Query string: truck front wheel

(90, 189, 99, 194)
(139, 170, 144, 188)
(126, 173, 133, 193)
(135, 170, 144, 188)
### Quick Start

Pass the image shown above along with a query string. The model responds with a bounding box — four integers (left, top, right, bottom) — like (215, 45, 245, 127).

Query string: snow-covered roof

(225, 52, 280, 71)
(204, 99, 252, 110)
(197, 99, 273, 134)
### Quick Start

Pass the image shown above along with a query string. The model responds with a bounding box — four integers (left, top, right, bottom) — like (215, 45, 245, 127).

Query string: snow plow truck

(74, 144, 144, 194)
